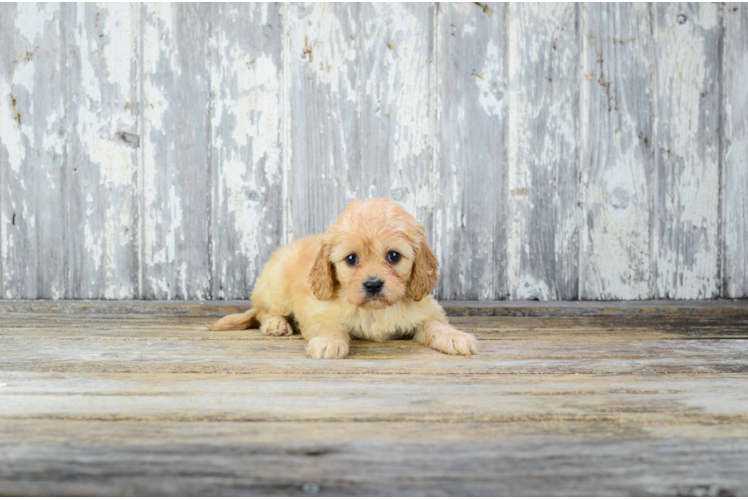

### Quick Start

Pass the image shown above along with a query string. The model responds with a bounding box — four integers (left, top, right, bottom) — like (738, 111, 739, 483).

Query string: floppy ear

(407, 237, 438, 301)
(309, 240, 337, 301)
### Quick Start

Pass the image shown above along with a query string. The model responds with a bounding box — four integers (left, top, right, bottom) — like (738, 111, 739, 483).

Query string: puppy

(209, 198, 479, 359)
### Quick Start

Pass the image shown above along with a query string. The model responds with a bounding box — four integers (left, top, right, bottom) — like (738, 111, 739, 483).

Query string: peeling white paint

(476, 40, 502, 117)
(654, 3, 721, 299)
(579, 3, 654, 300)
(506, 3, 578, 300)
(209, 3, 285, 298)
(293, 5, 357, 102)
(15, 3, 56, 44)
(227, 51, 281, 183)
(515, 276, 551, 301)
(69, 3, 139, 299)
(1, 3, 743, 300)
(0, 79, 25, 172)
(723, 5, 748, 298)
(102, 4, 135, 95)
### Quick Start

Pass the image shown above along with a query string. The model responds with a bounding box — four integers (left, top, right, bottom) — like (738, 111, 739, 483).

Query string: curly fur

(209, 199, 479, 359)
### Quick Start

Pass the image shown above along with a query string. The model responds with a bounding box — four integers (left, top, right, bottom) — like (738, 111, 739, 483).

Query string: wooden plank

(1, 313, 747, 338)
(358, 3, 435, 240)
(723, 3, 748, 298)
(0, 3, 68, 299)
(66, 4, 140, 299)
(437, 3, 506, 300)
(506, 3, 580, 300)
(141, 3, 212, 299)
(2, 371, 748, 422)
(0, 299, 747, 317)
(209, 4, 284, 300)
(1, 314, 747, 340)
(2, 308, 748, 495)
(287, 4, 435, 240)
(653, 3, 721, 299)
(580, 4, 653, 299)
(3, 418, 748, 447)
(287, 3, 361, 239)
(2, 314, 747, 376)
(1, 437, 747, 496)
(2, 343, 746, 375)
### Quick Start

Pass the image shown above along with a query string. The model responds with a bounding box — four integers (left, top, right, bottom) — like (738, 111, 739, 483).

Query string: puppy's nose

(363, 278, 384, 295)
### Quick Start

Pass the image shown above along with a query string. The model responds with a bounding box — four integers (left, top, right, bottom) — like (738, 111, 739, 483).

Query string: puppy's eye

(345, 254, 359, 266)
(386, 251, 401, 264)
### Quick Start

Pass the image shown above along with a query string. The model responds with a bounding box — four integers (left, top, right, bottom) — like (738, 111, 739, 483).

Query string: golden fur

(209, 199, 479, 359)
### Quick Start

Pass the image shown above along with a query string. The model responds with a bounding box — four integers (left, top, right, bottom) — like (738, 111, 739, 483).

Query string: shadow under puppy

(209, 198, 479, 359)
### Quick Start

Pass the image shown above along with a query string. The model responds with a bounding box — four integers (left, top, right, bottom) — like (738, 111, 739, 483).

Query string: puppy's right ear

(309, 240, 336, 301)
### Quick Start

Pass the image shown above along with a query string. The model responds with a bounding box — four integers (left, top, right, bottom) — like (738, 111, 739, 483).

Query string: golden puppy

(209, 198, 479, 359)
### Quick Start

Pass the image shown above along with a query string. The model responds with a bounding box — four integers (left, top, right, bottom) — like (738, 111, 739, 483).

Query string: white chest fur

(342, 301, 430, 342)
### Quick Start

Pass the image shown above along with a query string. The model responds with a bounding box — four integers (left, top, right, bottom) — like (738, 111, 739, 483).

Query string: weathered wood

(0, 3, 68, 299)
(1, 3, 748, 301)
(723, 3, 748, 298)
(4, 371, 748, 421)
(2, 313, 748, 377)
(287, 4, 436, 242)
(437, 3, 507, 300)
(580, 3, 653, 299)
(359, 3, 435, 241)
(653, 3, 721, 299)
(1, 312, 747, 340)
(1, 437, 746, 496)
(209, 4, 284, 300)
(66, 4, 140, 299)
(3, 415, 748, 445)
(1, 299, 747, 318)
(141, 3, 212, 299)
(1, 306, 748, 495)
(287, 3, 361, 239)
(506, 3, 580, 300)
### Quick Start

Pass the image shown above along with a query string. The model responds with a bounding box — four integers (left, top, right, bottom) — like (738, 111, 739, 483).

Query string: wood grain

(287, 4, 435, 241)
(1, 303, 747, 495)
(66, 4, 140, 299)
(723, 3, 748, 298)
(1, 298, 748, 317)
(141, 3, 212, 299)
(209, 4, 284, 299)
(1, 437, 746, 496)
(0, 3, 68, 299)
(506, 3, 580, 300)
(580, 3, 653, 299)
(653, 3, 721, 299)
(1, 3, 747, 300)
(359, 3, 435, 241)
(287, 3, 361, 239)
(437, 3, 507, 300)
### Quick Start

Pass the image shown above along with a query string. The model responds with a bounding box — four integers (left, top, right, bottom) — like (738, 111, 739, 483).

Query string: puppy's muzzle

(363, 277, 384, 296)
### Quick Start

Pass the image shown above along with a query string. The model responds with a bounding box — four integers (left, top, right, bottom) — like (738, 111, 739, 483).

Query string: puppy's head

(309, 199, 438, 309)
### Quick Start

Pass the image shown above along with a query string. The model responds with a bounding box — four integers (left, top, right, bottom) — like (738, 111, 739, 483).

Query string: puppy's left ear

(309, 239, 337, 301)
(407, 236, 438, 301)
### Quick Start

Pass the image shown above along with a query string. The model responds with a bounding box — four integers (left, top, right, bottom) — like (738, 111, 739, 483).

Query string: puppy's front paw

(261, 317, 293, 337)
(306, 336, 350, 359)
(430, 330, 480, 356)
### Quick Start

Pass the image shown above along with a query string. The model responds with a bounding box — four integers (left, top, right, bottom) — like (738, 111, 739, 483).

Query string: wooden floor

(1, 300, 747, 496)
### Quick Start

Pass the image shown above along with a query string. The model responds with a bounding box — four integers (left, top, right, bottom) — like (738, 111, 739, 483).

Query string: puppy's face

(309, 199, 438, 309)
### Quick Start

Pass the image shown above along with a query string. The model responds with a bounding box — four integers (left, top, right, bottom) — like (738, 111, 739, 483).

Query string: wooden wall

(0, 3, 746, 300)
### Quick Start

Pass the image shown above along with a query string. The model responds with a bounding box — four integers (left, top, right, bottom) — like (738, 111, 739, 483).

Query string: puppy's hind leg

(258, 312, 294, 337)
(208, 308, 259, 331)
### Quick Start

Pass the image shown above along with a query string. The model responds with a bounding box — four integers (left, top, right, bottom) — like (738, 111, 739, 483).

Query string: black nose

(363, 278, 384, 295)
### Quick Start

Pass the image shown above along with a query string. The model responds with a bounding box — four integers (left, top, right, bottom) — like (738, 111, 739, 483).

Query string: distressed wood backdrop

(0, 3, 746, 301)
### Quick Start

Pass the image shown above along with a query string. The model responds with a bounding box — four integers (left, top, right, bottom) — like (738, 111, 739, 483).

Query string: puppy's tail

(207, 308, 259, 331)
